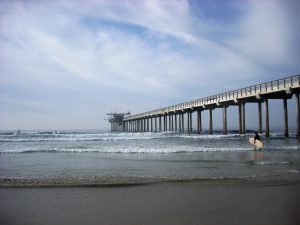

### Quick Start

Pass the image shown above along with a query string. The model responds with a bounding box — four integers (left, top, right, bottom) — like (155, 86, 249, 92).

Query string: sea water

(0, 129, 299, 185)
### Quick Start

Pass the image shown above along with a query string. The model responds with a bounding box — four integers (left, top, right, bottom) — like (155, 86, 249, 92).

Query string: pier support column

(283, 98, 289, 137)
(175, 114, 177, 131)
(154, 117, 157, 132)
(164, 116, 167, 132)
(182, 113, 185, 132)
(140, 119, 142, 132)
(141, 119, 143, 132)
(239, 104, 242, 134)
(145, 118, 147, 132)
(169, 115, 171, 131)
(187, 112, 190, 133)
(209, 108, 213, 135)
(171, 114, 174, 131)
(242, 102, 246, 134)
(136, 121, 138, 132)
(223, 106, 227, 135)
(258, 101, 262, 134)
(132, 121, 134, 132)
(179, 113, 182, 132)
(265, 99, 270, 137)
(238, 102, 246, 134)
(296, 94, 300, 137)
(139, 119, 142, 132)
(197, 110, 202, 134)
(150, 118, 153, 132)
(166, 115, 168, 131)
(159, 116, 162, 132)
(189, 112, 193, 133)
(139, 120, 142, 132)
(146, 118, 149, 132)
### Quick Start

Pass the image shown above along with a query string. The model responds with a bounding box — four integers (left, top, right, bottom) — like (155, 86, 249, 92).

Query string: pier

(111, 75, 300, 137)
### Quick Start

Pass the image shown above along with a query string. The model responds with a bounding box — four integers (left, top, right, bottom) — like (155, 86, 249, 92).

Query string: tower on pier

(106, 112, 130, 132)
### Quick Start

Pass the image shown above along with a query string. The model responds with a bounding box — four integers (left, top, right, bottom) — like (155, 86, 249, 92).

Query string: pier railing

(125, 74, 300, 120)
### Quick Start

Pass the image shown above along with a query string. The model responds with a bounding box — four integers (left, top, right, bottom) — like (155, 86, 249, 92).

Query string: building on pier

(107, 112, 130, 132)
(119, 75, 300, 137)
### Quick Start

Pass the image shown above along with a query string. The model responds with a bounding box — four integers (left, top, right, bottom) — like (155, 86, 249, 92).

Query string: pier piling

(283, 99, 289, 137)
(296, 94, 300, 137)
(258, 101, 262, 133)
(265, 99, 270, 137)
(223, 106, 227, 135)
(209, 108, 213, 135)
(197, 110, 202, 134)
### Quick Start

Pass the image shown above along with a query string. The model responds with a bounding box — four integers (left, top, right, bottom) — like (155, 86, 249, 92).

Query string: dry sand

(0, 181, 299, 225)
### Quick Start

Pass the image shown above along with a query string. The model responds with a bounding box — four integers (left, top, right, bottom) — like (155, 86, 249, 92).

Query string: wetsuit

(254, 133, 261, 141)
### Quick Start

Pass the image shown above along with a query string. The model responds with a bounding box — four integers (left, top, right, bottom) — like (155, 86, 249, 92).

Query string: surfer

(253, 132, 262, 150)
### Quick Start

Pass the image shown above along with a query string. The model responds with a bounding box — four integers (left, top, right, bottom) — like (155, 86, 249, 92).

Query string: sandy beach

(0, 179, 299, 225)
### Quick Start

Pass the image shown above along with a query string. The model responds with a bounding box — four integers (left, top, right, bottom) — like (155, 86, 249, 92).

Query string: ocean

(0, 129, 299, 186)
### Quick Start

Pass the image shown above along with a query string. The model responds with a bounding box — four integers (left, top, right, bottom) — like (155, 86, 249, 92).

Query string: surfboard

(249, 138, 263, 149)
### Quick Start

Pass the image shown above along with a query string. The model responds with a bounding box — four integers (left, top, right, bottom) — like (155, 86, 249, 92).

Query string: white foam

(254, 161, 294, 165)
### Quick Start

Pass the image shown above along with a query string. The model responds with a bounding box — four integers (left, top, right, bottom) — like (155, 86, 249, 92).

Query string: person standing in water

(253, 132, 262, 150)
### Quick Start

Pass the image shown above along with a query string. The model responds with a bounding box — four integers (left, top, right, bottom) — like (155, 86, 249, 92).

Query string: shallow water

(0, 130, 299, 184)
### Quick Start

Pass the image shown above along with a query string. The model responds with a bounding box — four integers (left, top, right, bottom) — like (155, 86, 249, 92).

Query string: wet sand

(0, 180, 299, 225)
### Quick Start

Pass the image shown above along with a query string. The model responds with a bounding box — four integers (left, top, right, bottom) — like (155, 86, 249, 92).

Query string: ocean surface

(0, 129, 299, 186)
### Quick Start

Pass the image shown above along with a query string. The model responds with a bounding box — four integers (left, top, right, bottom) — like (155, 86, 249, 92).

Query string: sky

(0, 0, 300, 130)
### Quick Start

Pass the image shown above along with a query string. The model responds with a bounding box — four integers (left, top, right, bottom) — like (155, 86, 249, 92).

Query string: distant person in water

(17, 129, 21, 135)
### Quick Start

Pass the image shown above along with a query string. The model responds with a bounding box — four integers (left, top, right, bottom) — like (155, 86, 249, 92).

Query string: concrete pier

(120, 75, 300, 137)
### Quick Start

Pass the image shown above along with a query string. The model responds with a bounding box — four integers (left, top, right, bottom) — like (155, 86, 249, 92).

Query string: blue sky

(0, 0, 300, 130)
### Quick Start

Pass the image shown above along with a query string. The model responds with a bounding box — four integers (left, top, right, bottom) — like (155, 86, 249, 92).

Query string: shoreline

(1, 173, 299, 188)
(1, 181, 299, 225)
